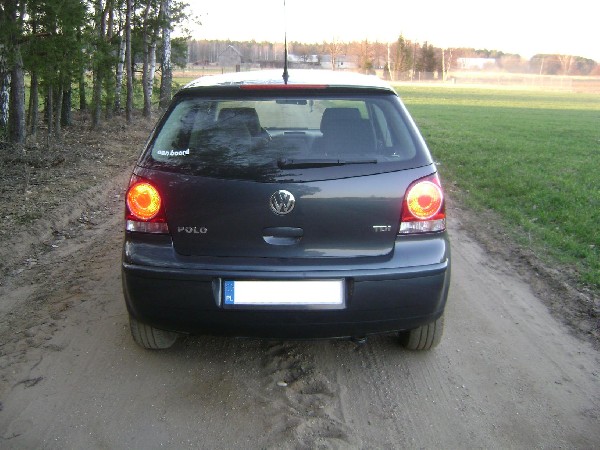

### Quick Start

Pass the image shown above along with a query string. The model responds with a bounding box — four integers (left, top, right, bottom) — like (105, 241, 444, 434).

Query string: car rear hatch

(146, 167, 429, 259)
(138, 84, 434, 259)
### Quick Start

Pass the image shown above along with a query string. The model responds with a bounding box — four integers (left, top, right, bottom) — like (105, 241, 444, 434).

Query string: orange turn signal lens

(406, 181, 443, 220)
(127, 182, 162, 221)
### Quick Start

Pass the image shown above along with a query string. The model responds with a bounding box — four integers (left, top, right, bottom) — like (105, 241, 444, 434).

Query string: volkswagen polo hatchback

(122, 70, 450, 350)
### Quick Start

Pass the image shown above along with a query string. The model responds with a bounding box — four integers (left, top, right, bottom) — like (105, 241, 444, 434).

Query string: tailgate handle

(262, 227, 303, 245)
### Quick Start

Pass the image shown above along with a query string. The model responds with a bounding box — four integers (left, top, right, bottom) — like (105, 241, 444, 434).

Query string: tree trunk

(125, 0, 133, 123)
(114, 30, 126, 113)
(0, 52, 10, 136)
(9, 45, 25, 145)
(104, 77, 114, 120)
(104, 0, 114, 119)
(46, 83, 53, 144)
(148, 39, 157, 111)
(77, 27, 87, 111)
(79, 68, 87, 111)
(62, 84, 72, 127)
(5, 0, 26, 145)
(92, 69, 102, 128)
(159, 0, 172, 109)
(54, 82, 63, 140)
(442, 49, 446, 82)
(1, 2, 11, 135)
(147, 6, 164, 114)
(91, 0, 105, 128)
(28, 70, 39, 138)
(141, 0, 153, 118)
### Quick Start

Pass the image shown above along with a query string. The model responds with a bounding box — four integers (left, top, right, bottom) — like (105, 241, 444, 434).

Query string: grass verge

(397, 85, 600, 290)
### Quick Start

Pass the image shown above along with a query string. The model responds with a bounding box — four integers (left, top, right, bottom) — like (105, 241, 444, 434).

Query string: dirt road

(0, 136, 599, 447)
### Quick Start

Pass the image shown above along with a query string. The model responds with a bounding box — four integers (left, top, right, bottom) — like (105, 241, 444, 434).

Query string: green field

(396, 85, 600, 289)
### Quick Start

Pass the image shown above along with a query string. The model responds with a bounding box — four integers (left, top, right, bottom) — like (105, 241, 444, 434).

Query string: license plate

(223, 280, 344, 306)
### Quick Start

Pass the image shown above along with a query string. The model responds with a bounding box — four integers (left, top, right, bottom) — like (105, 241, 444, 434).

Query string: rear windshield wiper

(277, 158, 377, 169)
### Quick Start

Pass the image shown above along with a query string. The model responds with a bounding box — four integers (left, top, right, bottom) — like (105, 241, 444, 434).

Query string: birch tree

(558, 54, 574, 75)
(0, 46, 10, 137)
(159, 0, 172, 109)
(141, 0, 158, 118)
(4, 0, 26, 145)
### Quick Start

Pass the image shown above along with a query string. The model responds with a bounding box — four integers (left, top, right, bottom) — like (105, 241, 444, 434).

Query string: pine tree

(125, 0, 133, 123)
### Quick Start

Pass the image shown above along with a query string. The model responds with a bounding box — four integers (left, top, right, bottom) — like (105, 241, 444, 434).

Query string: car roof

(181, 69, 395, 93)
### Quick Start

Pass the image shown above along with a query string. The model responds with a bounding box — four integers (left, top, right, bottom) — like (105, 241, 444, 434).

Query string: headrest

(320, 108, 362, 134)
(217, 107, 261, 136)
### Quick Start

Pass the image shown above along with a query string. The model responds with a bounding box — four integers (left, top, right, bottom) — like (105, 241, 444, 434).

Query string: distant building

(456, 58, 497, 70)
(288, 54, 320, 65)
(319, 54, 357, 70)
(217, 45, 244, 67)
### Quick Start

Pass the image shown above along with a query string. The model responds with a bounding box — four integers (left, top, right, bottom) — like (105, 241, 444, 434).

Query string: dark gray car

(122, 70, 450, 350)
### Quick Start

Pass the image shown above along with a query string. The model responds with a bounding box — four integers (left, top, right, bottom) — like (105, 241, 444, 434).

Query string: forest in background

(1, 0, 598, 147)
(187, 38, 600, 80)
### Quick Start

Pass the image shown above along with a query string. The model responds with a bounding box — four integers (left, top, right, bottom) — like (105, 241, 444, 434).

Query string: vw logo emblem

(269, 190, 295, 215)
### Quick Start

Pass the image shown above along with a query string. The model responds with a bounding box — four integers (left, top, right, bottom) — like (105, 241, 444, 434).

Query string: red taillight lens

(127, 182, 161, 220)
(399, 174, 446, 234)
(406, 181, 443, 220)
(125, 178, 169, 234)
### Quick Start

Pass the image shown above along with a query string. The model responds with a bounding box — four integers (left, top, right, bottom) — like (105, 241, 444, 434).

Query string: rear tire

(399, 315, 444, 350)
(129, 315, 178, 350)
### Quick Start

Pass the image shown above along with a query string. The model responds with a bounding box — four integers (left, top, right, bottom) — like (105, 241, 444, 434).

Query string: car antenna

(282, 0, 289, 84)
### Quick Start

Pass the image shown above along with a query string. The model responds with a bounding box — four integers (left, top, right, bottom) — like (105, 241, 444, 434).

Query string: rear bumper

(121, 233, 451, 339)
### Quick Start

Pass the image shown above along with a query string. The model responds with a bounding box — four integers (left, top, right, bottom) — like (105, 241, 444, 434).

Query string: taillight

(127, 182, 161, 220)
(399, 174, 446, 234)
(125, 177, 169, 234)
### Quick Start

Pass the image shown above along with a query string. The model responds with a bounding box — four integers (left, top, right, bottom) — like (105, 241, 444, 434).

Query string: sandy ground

(0, 116, 598, 448)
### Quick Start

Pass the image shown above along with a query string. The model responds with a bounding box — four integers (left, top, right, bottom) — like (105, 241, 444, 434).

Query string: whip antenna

(282, 0, 289, 84)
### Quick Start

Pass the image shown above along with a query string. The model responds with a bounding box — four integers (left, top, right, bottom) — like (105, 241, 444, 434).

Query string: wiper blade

(277, 158, 377, 169)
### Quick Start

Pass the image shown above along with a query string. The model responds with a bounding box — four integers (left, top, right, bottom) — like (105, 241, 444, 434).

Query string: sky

(185, 0, 599, 61)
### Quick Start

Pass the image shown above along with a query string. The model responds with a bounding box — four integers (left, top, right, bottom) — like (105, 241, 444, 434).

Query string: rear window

(142, 92, 429, 180)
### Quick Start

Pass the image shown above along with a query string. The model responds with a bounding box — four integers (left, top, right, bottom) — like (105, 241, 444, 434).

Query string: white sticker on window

(157, 149, 190, 157)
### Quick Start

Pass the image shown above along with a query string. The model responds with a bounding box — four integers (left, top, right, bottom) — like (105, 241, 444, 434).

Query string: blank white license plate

(223, 280, 344, 306)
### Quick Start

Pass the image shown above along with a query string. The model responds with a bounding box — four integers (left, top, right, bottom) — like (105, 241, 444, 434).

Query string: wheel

(129, 315, 178, 349)
(399, 315, 444, 350)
